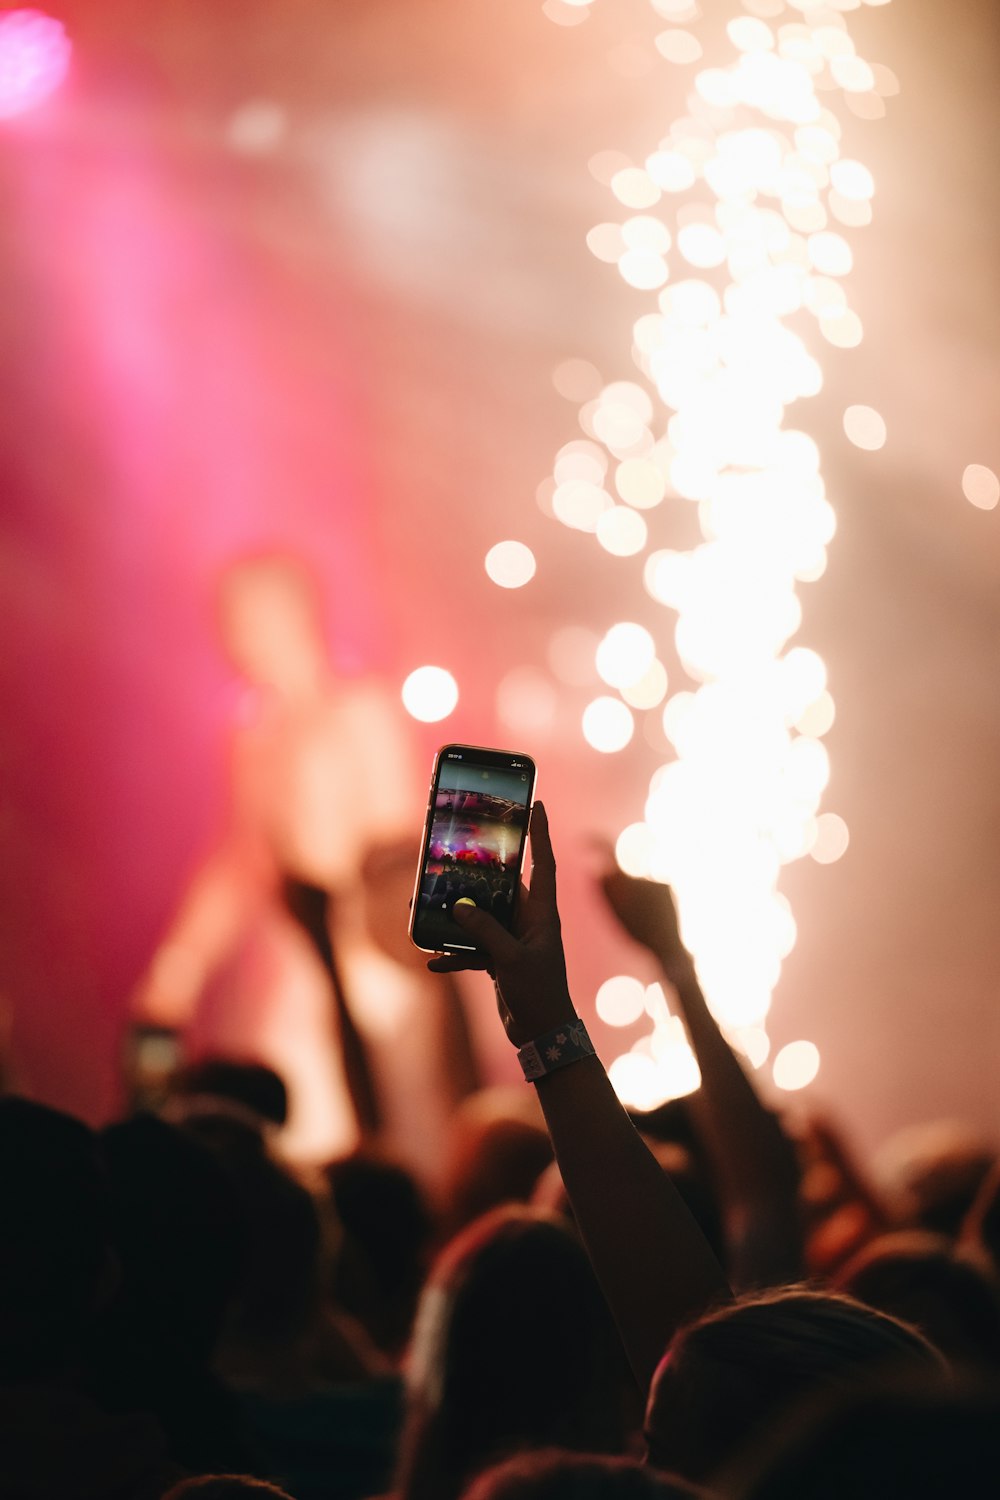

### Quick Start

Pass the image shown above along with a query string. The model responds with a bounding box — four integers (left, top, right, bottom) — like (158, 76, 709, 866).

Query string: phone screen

(410, 744, 536, 953)
(123, 1024, 183, 1113)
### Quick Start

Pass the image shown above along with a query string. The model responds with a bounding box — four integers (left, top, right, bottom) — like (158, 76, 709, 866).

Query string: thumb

(453, 901, 521, 963)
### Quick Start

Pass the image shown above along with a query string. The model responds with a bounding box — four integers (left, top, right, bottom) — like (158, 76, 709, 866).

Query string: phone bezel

(408, 743, 537, 955)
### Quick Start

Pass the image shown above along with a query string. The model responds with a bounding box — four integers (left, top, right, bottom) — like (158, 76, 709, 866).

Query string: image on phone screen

(410, 745, 536, 953)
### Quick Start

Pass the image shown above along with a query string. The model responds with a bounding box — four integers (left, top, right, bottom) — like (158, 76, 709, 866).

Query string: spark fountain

(542, 0, 897, 1108)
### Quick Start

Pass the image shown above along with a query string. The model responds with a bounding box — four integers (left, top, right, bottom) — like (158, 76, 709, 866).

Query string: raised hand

(427, 802, 575, 1047)
(598, 866, 694, 986)
(598, 856, 803, 1289)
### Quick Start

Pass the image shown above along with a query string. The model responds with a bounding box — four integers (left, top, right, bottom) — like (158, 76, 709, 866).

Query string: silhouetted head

(724, 1378, 1000, 1500)
(962, 1159, 1000, 1272)
(325, 1150, 433, 1357)
(0, 1097, 114, 1380)
(442, 1089, 554, 1235)
(397, 1206, 629, 1500)
(463, 1450, 703, 1500)
(837, 1231, 1000, 1372)
(875, 1122, 995, 1239)
(645, 1288, 946, 1484)
(170, 1057, 289, 1128)
(208, 1137, 335, 1375)
(163, 1479, 296, 1500)
(101, 1114, 245, 1364)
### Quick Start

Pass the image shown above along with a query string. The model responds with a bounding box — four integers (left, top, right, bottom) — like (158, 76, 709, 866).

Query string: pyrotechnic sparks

(544, 0, 894, 1109)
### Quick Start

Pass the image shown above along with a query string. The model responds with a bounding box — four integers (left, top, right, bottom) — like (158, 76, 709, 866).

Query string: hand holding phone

(408, 744, 536, 955)
(426, 801, 576, 1047)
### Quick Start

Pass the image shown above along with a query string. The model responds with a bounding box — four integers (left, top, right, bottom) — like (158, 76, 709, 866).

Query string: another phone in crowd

(122, 1023, 183, 1113)
(409, 743, 536, 954)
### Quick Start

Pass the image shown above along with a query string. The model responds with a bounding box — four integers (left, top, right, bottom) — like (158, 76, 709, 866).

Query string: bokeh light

(596, 975, 647, 1027)
(595, 622, 656, 689)
(611, 167, 660, 209)
(553, 479, 612, 532)
(401, 666, 459, 723)
(552, 357, 603, 401)
(830, 159, 875, 201)
(655, 30, 703, 65)
(596, 506, 648, 555)
(485, 540, 537, 588)
(582, 696, 635, 753)
(773, 1040, 821, 1091)
(843, 404, 886, 450)
(542, 0, 591, 25)
(621, 658, 669, 709)
(0, 9, 71, 119)
(615, 822, 654, 877)
(810, 812, 850, 864)
(615, 457, 667, 509)
(962, 463, 999, 511)
(732, 1026, 771, 1069)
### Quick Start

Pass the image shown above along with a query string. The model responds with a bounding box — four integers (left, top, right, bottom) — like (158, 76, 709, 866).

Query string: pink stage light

(0, 9, 71, 120)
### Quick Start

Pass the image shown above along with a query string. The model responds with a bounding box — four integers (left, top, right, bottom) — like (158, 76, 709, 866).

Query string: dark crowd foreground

(3, 803, 1000, 1500)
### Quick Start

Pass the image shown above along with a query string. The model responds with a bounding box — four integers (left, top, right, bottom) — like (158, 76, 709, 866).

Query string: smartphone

(122, 1023, 183, 1113)
(409, 743, 537, 954)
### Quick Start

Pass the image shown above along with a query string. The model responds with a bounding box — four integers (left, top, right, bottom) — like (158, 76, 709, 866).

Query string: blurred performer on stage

(131, 554, 475, 1165)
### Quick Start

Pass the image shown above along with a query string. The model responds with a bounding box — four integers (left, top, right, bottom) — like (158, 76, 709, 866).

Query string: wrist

(505, 993, 576, 1049)
(657, 945, 697, 993)
(515, 1014, 596, 1082)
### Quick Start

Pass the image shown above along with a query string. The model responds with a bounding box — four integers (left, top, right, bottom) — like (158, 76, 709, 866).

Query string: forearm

(666, 957, 802, 1285)
(532, 1047, 731, 1393)
(438, 805, 732, 1388)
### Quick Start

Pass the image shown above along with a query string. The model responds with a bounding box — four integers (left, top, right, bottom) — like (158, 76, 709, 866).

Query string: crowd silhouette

(3, 800, 1000, 1499)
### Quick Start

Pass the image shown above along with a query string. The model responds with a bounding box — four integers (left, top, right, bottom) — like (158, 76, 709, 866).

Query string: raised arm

(283, 876, 382, 1138)
(598, 869, 803, 1288)
(428, 803, 731, 1393)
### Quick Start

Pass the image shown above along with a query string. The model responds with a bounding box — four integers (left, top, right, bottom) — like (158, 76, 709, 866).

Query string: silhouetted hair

(877, 1124, 994, 1238)
(837, 1231, 1000, 1372)
(101, 1114, 245, 1362)
(645, 1287, 946, 1483)
(962, 1160, 1000, 1271)
(396, 1206, 629, 1500)
(724, 1378, 1000, 1500)
(326, 1150, 433, 1356)
(172, 1058, 289, 1126)
(0, 1097, 113, 1379)
(163, 1479, 295, 1500)
(442, 1091, 554, 1236)
(463, 1450, 702, 1500)
(220, 1143, 326, 1350)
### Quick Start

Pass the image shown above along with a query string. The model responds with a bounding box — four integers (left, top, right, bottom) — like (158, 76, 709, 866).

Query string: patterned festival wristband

(516, 1017, 596, 1082)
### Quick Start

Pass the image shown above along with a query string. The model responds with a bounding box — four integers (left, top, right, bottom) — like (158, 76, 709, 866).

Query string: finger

(510, 878, 532, 940)
(452, 901, 522, 964)
(526, 800, 558, 912)
(427, 954, 492, 974)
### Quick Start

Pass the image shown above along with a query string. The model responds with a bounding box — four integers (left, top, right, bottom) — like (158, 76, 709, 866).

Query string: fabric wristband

(516, 1017, 596, 1082)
